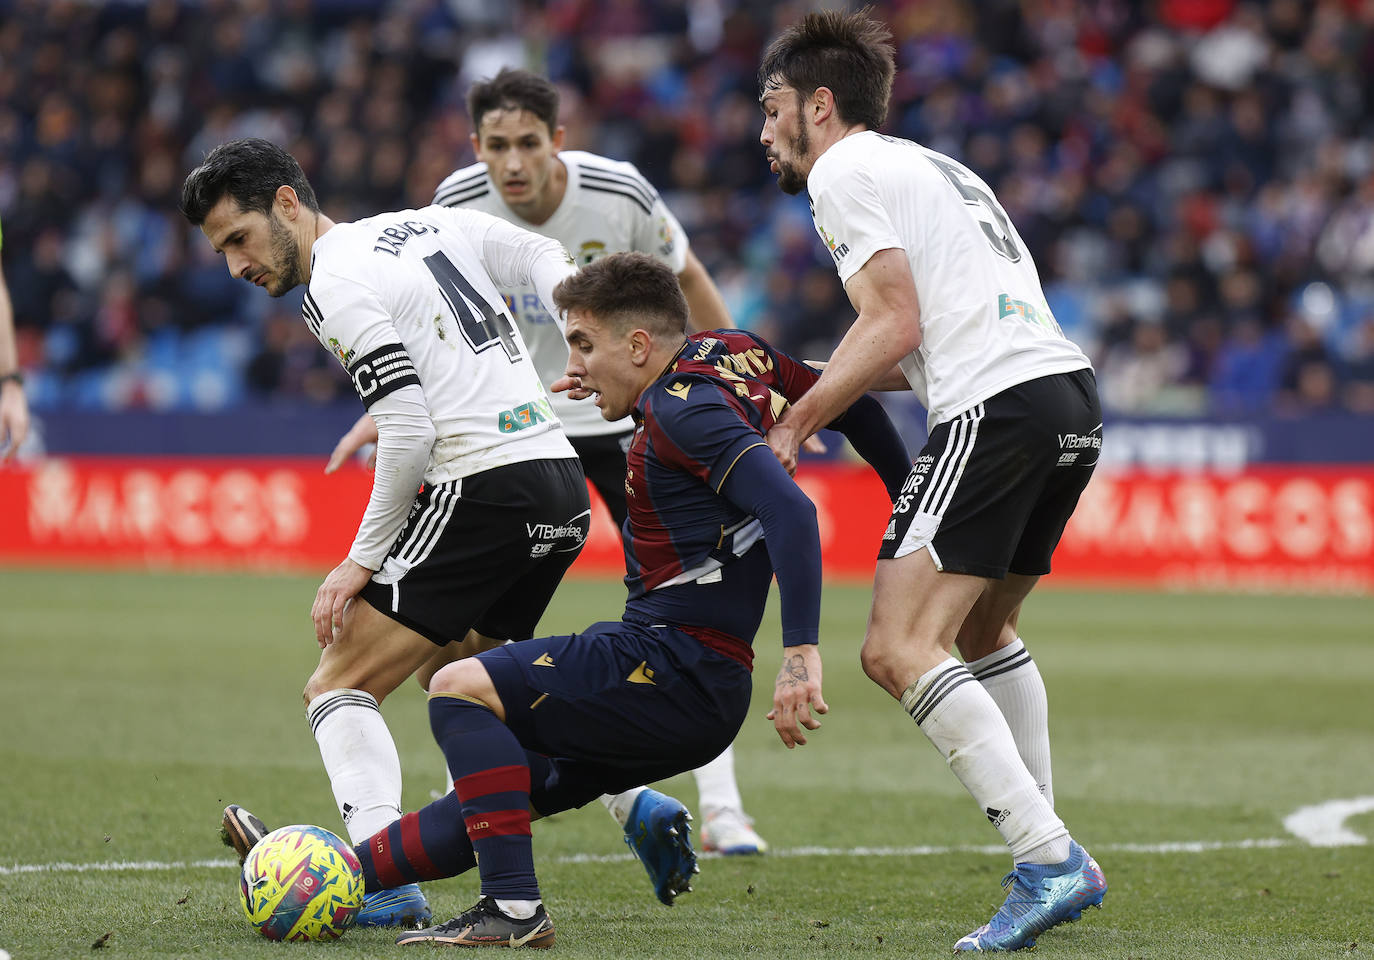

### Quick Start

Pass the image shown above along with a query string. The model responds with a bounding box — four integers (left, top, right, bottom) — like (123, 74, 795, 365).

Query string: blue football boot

(954, 841, 1106, 952)
(622, 789, 698, 905)
(357, 883, 433, 928)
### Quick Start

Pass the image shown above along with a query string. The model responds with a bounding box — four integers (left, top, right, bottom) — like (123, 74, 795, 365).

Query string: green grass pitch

(1, 568, 1372, 958)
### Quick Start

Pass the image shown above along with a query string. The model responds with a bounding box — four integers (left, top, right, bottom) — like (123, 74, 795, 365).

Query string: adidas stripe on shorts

(878, 369, 1101, 579)
(358, 457, 590, 646)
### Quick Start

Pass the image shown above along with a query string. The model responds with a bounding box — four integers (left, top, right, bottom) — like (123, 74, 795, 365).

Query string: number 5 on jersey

(926, 155, 1022, 264)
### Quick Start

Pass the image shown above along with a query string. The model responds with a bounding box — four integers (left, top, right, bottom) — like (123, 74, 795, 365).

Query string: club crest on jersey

(576, 240, 608, 264)
(328, 337, 354, 365)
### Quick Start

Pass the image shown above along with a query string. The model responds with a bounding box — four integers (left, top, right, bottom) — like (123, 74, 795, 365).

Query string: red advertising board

(1, 458, 1371, 593)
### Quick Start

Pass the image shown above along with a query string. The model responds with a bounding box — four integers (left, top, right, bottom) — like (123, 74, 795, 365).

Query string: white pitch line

(0, 837, 1300, 877)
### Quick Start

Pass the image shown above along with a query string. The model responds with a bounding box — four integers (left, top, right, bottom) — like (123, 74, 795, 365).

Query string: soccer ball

(239, 824, 364, 941)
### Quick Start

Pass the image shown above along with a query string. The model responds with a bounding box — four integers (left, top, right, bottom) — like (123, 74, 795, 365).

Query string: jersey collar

(631, 337, 692, 423)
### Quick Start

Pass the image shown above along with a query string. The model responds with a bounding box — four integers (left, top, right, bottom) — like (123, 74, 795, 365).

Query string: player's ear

(551, 125, 566, 152)
(469, 132, 482, 159)
(812, 87, 836, 125)
(275, 185, 301, 221)
(628, 328, 652, 364)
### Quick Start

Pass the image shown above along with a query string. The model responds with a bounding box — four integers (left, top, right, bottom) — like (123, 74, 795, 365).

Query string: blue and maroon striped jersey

(617, 330, 830, 655)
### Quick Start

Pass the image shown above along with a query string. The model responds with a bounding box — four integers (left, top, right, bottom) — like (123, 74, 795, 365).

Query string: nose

(759, 118, 772, 147)
(227, 251, 252, 280)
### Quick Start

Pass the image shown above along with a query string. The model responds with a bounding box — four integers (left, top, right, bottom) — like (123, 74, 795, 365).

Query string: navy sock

(354, 794, 477, 892)
(430, 694, 539, 900)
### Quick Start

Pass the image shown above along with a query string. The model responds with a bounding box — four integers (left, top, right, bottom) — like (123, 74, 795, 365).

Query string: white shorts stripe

(918, 406, 975, 515)
(401, 487, 459, 567)
(394, 494, 442, 566)
(931, 403, 983, 518)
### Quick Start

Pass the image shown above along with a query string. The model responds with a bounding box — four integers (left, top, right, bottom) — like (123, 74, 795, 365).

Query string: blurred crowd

(3, 0, 1374, 419)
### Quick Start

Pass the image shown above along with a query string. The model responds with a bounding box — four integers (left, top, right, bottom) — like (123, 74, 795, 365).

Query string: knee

(302, 670, 385, 707)
(302, 674, 329, 707)
(859, 634, 904, 697)
(429, 659, 503, 716)
(429, 659, 481, 698)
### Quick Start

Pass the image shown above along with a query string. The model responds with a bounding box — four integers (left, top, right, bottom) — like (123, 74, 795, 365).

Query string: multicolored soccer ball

(239, 824, 364, 941)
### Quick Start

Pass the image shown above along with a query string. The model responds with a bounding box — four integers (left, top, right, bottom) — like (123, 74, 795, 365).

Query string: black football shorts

(877, 368, 1101, 579)
(359, 456, 590, 646)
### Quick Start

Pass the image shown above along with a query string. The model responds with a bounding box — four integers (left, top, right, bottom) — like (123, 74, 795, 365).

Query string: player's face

(759, 81, 812, 196)
(563, 309, 644, 422)
(472, 109, 565, 218)
(200, 197, 305, 298)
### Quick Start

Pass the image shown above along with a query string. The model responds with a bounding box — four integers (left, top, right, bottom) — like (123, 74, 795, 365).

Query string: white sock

(692, 744, 743, 815)
(967, 638, 1054, 809)
(902, 659, 1070, 864)
(599, 787, 648, 828)
(495, 898, 541, 920)
(306, 688, 403, 846)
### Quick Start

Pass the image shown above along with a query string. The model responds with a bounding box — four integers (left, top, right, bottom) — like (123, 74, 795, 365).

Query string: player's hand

(765, 421, 802, 476)
(0, 380, 29, 462)
(311, 558, 374, 647)
(549, 374, 594, 401)
(767, 644, 828, 748)
(325, 413, 379, 473)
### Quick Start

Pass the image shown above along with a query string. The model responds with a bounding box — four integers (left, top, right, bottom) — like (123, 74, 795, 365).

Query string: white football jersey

(305, 205, 576, 482)
(807, 131, 1091, 430)
(433, 150, 690, 437)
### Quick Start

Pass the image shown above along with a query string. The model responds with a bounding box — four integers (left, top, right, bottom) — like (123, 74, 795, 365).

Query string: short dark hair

(552, 252, 688, 339)
(758, 8, 895, 131)
(180, 137, 319, 226)
(467, 68, 560, 136)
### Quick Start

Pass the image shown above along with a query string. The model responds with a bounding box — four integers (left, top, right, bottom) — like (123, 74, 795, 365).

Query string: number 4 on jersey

(423, 251, 523, 362)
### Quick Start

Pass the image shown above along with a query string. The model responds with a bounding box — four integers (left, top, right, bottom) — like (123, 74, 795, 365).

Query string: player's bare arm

(325, 412, 379, 473)
(767, 248, 922, 474)
(767, 643, 827, 749)
(807, 358, 910, 391)
(676, 249, 735, 331)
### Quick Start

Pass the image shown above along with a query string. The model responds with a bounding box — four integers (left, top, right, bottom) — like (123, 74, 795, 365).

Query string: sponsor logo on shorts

(527, 517, 586, 557)
(1057, 424, 1103, 466)
(526, 521, 585, 540)
(883, 519, 897, 540)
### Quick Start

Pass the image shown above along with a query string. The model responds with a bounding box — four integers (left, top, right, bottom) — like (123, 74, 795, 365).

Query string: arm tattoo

(778, 652, 810, 687)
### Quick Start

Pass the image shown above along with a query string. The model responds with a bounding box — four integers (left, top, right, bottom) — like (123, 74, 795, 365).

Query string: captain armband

(346, 343, 420, 409)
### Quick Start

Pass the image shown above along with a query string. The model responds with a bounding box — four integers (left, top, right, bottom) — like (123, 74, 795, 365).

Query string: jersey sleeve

(809, 152, 903, 285)
(305, 270, 420, 409)
(305, 269, 433, 569)
(645, 379, 766, 494)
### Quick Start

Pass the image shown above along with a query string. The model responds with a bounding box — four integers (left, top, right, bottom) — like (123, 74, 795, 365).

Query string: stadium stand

(2, 0, 1373, 425)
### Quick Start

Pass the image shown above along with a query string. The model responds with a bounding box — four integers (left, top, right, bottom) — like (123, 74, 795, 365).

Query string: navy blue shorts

(477, 621, 753, 815)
